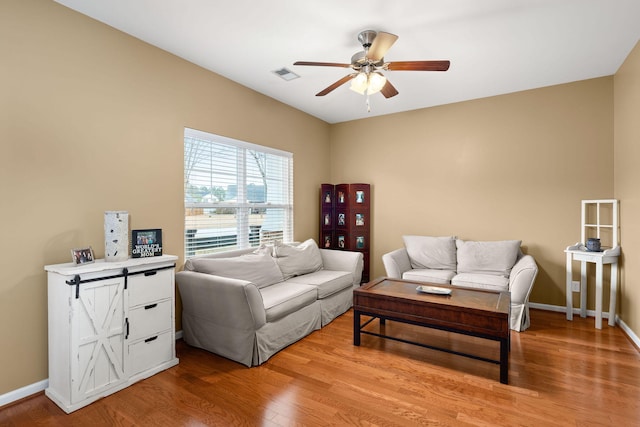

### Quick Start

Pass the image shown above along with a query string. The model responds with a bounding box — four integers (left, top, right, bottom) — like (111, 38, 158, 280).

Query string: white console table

(565, 244, 620, 329)
(565, 199, 620, 329)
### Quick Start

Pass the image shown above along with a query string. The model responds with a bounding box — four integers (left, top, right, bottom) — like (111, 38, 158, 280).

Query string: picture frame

(324, 191, 332, 204)
(71, 246, 95, 265)
(131, 229, 163, 258)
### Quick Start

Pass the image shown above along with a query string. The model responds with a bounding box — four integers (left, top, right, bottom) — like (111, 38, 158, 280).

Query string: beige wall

(614, 41, 640, 335)
(330, 78, 615, 309)
(0, 0, 329, 395)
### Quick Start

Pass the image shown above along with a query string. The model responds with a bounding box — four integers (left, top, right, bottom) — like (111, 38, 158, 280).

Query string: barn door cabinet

(44, 255, 179, 413)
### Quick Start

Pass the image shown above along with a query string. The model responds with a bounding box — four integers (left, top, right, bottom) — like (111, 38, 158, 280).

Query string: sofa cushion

(259, 282, 318, 322)
(403, 235, 457, 270)
(187, 252, 283, 289)
(286, 269, 353, 299)
(456, 239, 521, 278)
(451, 273, 509, 292)
(273, 239, 323, 280)
(402, 269, 456, 285)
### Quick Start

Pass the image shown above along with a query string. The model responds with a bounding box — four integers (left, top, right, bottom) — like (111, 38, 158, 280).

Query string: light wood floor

(2, 309, 640, 426)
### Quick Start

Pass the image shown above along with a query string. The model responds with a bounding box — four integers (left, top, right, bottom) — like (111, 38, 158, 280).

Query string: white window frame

(184, 128, 293, 258)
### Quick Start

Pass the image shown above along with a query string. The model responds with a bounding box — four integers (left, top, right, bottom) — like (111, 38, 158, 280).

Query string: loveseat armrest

(382, 248, 413, 279)
(508, 254, 538, 305)
(176, 271, 266, 330)
(319, 249, 364, 286)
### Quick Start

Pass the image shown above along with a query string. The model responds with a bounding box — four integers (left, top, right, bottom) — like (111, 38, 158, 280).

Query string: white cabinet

(45, 255, 179, 413)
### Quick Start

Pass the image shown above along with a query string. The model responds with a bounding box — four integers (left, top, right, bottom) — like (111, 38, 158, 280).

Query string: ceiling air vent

(272, 67, 300, 81)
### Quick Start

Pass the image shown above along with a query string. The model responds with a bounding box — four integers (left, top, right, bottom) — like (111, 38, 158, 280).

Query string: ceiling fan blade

(316, 74, 355, 96)
(387, 60, 450, 71)
(380, 80, 399, 98)
(294, 61, 351, 68)
(367, 31, 398, 62)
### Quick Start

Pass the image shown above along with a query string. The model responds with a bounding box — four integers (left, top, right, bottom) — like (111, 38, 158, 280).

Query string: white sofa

(176, 239, 363, 366)
(382, 236, 538, 331)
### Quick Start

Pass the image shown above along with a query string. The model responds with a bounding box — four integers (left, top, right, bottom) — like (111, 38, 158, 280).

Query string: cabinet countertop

(45, 254, 178, 275)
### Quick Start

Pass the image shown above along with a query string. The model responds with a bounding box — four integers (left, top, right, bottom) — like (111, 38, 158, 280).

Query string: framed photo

(337, 212, 345, 226)
(356, 236, 365, 249)
(71, 247, 94, 265)
(322, 233, 332, 248)
(338, 235, 345, 248)
(355, 190, 365, 203)
(355, 213, 365, 226)
(131, 229, 163, 258)
(323, 191, 332, 204)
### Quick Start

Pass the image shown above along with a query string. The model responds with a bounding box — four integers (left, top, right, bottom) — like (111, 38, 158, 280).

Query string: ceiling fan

(293, 30, 450, 99)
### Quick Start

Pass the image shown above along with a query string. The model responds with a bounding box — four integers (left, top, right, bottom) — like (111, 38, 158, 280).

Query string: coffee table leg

(354, 310, 361, 346)
(500, 338, 509, 384)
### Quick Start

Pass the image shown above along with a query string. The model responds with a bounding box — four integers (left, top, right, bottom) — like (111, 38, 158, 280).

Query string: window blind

(184, 128, 293, 258)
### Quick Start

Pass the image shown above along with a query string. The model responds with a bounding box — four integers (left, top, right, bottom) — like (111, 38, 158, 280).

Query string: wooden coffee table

(353, 277, 511, 384)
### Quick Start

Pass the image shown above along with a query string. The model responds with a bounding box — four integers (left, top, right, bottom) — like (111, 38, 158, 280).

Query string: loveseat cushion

(402, 269, 456, 285)
(187, 252, 284, 288)
(451, 273, 509, 292)
(273, 239, 323, 280)
(456, 239, 521, 278)
(285, 269, 353, 299)
(259, 282, 318, 322)
(403, 235, 457, 270)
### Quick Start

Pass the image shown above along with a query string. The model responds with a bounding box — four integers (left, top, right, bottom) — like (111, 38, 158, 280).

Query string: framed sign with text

(131, 229, 163, 258)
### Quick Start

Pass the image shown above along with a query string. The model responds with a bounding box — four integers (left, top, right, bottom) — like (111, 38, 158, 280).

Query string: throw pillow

(253, 244, 274, 256)
(456, 239, 521, 278)
(403, 235, 457, 270)
(273, 238, 323, 280)
(188, 252, 284, 288)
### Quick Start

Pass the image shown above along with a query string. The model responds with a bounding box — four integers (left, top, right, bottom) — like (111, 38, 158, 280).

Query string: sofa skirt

(254, 300, 322, 365)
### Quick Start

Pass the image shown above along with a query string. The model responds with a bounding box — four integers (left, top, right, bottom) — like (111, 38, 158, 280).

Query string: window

(184, 128, 293, 258)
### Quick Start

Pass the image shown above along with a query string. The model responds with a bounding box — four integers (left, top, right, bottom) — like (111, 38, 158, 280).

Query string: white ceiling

(54, 0, 640, 124)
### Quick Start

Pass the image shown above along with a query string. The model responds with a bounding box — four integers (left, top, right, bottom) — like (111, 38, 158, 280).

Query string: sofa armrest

(320, 249, 364, 286)
(176, 271, 266, 330)
(508, 254, 538, 305)
(382, 248, 413, 279)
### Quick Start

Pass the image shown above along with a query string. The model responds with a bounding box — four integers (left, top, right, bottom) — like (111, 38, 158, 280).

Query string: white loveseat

(176, 239, 363, 366)
(382, 236, 538, 331)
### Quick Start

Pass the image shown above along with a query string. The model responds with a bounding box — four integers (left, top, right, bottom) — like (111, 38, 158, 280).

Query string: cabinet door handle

(125, 318, 130, 339)
(144, 336, 158, 343)
(144, 271, 157, 277)
(144, 303, 158, 310)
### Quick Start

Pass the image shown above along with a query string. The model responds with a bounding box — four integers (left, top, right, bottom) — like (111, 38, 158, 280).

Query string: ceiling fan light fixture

(294, 29, 449, 101)
(349, 71, 387, 96)
(368, 72, 387, 94)
(349, 72, 368, 95)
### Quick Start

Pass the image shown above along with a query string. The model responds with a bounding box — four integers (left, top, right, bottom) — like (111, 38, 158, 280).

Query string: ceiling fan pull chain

(366, 93, 371, 112)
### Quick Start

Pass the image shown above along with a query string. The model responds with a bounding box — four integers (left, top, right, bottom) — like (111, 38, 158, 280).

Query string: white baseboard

(529, 303, 640, 348)
(0, 379, 48, 408)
